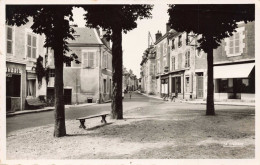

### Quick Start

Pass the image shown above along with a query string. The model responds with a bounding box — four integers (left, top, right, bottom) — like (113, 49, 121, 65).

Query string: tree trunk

(206, 46, 215, 115)
(111, 27, 123, 119)
(53, 10, 66, 137)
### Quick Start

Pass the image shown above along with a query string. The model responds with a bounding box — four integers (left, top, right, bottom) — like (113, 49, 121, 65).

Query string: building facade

(168, 30, 208, 100)
(140, 46, 156, 94)
(6, 19, 47, 112)
(213, 21, 255, 102)
(47, 27, 113, 104)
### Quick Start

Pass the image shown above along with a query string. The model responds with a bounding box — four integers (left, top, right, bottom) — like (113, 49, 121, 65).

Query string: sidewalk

(139, 92, 255, 107)
(6, 103, 96, 117)
(6, 99, 255, 159)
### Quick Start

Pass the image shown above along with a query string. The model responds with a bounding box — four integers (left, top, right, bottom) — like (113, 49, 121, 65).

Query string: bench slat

(76, 113, 109, 120)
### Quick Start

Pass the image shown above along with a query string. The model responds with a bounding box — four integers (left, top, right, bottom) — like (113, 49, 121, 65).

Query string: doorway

(196, 73, 204, 99)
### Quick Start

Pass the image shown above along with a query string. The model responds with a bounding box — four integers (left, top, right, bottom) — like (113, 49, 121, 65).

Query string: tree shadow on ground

(86, 122, 113, 131)
(66, 122, 113, 137)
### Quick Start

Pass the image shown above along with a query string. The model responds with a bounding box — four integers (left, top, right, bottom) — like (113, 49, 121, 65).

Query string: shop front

(6, 62, 26, 112)
(161, 76, 169, 97)
(214, 63, 255, 101)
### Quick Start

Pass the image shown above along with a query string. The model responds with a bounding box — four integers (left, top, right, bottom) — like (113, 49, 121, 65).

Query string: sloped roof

(68, 27, 102, 44)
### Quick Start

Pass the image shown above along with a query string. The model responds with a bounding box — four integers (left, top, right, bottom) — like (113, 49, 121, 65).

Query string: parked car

(122, 92, 124, 99)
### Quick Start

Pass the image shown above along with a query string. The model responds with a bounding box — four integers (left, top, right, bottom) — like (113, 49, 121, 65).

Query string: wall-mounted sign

(6, 67, 20, 74)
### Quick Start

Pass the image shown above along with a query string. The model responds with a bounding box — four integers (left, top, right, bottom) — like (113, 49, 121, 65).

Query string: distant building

(47, 27, 112, 104)
(140, 46, 156, 94)
(213, 21, 255, 102)
(6, 19, 47, 112)
(123, 68, 138, 92)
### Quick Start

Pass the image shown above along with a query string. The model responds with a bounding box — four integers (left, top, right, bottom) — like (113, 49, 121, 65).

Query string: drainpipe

(98, 45, 102, 103)
(183, 73, 185, 99)
(75, 76, 78, 104)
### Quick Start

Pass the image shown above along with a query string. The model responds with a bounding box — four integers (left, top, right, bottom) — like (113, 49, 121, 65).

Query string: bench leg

(101, 115, 107, 124)
(79, 119, 86, 129)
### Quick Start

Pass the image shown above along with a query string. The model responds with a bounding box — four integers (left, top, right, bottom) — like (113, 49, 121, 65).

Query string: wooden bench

(76, 113, 109, 129)
(26, 98, 46, 109)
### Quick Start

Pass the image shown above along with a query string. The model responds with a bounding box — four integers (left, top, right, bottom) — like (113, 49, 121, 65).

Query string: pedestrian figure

(129, 90, 132, 99)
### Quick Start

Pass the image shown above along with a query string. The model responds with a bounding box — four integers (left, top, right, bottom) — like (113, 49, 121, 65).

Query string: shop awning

(214, 63, 254, 79)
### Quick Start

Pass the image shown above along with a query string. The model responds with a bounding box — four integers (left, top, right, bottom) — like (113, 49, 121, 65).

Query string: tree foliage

(35, 55, 45, 88)
(168, 4, 255, 51)
(83, 5, 153, 34)
(168, 4, 255, 115)
(82, 5, 153, 119)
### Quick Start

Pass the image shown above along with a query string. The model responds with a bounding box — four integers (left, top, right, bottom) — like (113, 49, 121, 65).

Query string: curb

(183, 101, 255, 107)
(139, 92, 255, 107)
(7, 108, 54, 117)
(7, 103, 97, 117)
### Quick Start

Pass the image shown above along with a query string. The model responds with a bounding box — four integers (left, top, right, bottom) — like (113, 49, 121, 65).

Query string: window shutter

(27, 46, 31, 58)
(229, 35, 234, 54)
(83, 52, 88, 68)
(7, 41, 12, 54)
(32, 36, 37, 47)
(235, 32, 240, 53)
(187, 51, 190, 67)
(7, 27, 12, 40)
(32, 48, 36, 58)
(27, 34, 32, 46)
(88, 52, 94, 68)
(102, 54, 105, 68)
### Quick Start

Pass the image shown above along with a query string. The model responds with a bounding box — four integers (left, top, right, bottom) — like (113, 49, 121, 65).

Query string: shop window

(27, 79, 36, 97)
(6, 74, 21, 97)
(27, 33, 37, 58)
(241, 78, 255, 93)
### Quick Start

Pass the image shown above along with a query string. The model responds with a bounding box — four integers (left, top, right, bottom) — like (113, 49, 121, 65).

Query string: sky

(72, 4, 169, 78)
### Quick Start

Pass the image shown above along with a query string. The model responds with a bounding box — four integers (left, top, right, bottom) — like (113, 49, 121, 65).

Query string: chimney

(166, 23, 171, 33)
(155, 31, 162, 42)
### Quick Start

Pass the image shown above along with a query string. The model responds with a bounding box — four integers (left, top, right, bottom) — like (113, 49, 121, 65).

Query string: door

(172, 77, 176, 93)
(64, 89, 72, 105)
(197, 76, 203, 99)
